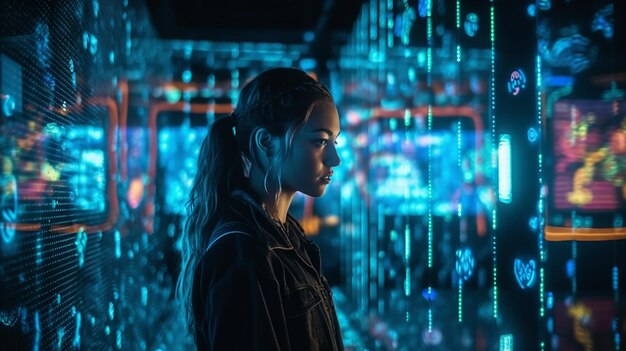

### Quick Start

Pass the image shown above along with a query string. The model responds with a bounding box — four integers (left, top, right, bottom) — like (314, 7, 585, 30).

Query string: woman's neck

(244, 172, 295, 225)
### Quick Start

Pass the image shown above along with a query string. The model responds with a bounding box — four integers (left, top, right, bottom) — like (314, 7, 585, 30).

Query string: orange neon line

(545, 226, 626, 241)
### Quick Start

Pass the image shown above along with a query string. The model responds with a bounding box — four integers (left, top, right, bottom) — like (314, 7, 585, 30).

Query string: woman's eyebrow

(309, 128, 341, 136)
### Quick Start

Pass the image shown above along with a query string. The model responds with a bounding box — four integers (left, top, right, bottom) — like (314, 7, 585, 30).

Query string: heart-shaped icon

(514, 258, 537, 289)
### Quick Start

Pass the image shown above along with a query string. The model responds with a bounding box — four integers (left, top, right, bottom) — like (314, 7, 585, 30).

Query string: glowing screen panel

(7, 104, 116, 233)
(369, 129, 486, 216)
(546, 100, 626, 240)
(362, 110, 491, 218)
(158, 120, 207, 216)
(153, 105, 231, 217)
(54, 125, 107, 213)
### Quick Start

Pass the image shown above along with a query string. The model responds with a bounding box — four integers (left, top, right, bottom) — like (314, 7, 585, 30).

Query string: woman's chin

(302, 185, 327, 198)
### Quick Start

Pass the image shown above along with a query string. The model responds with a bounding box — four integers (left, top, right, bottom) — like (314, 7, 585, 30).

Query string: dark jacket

(192, 186, 345, 351)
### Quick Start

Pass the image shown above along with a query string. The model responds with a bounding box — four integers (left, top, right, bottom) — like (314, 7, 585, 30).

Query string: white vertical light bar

(498, 134, 512, 203)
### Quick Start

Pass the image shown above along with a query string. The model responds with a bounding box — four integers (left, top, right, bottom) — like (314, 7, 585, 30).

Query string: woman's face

(281, 100, 341, 197)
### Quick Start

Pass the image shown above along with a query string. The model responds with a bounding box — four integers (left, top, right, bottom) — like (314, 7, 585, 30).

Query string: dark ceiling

(146, 0, 363, 67)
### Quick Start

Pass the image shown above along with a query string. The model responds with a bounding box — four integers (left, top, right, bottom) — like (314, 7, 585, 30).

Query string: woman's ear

(252, 128, 281, 171)
(253, 127, 275, 155)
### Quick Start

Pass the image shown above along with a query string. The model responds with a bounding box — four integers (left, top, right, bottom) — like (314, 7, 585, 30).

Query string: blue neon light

(528, 216, 538, 231)
(499, 334, 514, 351)
(0, 175, 17, 244)
(514, 258, 537, 289)
(543, 75, 574, 87)
(537, 0, 551, 11)
(591, 4, 613, 39)
(498, 134, 512, 204)
(455, 248, 475, 281)
(464, 13, 479, 37)
(182, 69, 192, 83)
(527, 127, 538, 143)
(422, 288, 438, 301)
(566, 259, 575, 278)
(75, 227, 87, 268)
(546, 291, 554, 309)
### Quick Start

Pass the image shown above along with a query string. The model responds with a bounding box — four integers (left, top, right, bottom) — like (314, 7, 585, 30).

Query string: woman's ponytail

(176, 113, 245, 334)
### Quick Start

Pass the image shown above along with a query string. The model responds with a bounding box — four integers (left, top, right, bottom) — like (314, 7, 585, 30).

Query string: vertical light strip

(613, 265, 620, 351)
(456, 0, 466, 323)
(370, 0, 377, 40)
(404, 223, 411, 292)
(427, 0, 433, 268)
(387, 0, 393, 48)
(362, 195, 368, 312)
(404, 223, 411, 321)
(490, 0, 498, 321)
(457, 121, 462, 168)
(492, 213, 498, 317)
(456, 0, 461, 29)
(458, 280, 463, 323)
(456, 0, 461, 63)
(379, 0, 385, 30)
(427, 1, 434, 333)
(351, 194, 356, 305)
(379, 0, 386, 73)
(428, 308, 433, 332)
(537, 50, 547, 331)
(370, 204, 378, 304)
(427, 9, 433, 78)
(539, 268, 545, 317)
(456, 0, 464, 321)
(428, 105, 433, 269)
(457, 119, 463, 218)
(378, 204, 385, 315)
(572, 240, 577, 296)
(613, 265, 619, 300)
(536, 48, 547, 350)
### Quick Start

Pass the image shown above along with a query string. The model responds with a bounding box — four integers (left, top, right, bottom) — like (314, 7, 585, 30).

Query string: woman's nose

(326, 144, 341, 167)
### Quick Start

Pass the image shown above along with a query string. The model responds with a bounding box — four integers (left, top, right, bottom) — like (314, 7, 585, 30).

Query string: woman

(177, 68, 344, 350)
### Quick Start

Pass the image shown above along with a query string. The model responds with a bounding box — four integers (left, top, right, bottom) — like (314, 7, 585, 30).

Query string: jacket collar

(227, 186, 296, 250)
(227, 185, 324, 275)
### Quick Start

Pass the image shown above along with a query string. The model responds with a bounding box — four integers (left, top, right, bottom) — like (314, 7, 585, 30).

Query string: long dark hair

(176, 68, 333, 334)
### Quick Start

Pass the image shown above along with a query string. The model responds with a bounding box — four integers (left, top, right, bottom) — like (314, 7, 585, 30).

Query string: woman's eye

(315, 139, 328, 146)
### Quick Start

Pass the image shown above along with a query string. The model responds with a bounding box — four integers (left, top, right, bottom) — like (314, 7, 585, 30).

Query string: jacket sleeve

(195, 238, 290, 351)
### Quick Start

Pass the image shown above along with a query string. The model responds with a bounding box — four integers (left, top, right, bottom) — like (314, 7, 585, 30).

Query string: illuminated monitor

(362, 107, 491, 217)
(11, 101, 118, 233)
(154, 104, 231, 216)
(545, 100, 626, 241)
(147, 102, 232, 233)
(156, 112, 210, 216)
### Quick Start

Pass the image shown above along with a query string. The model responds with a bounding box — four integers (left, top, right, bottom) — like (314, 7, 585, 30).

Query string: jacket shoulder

(204, 205, 269, 265)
